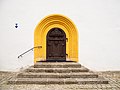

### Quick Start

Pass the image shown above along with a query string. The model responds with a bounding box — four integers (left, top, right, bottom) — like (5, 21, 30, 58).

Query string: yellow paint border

(34, 14, 78, 63)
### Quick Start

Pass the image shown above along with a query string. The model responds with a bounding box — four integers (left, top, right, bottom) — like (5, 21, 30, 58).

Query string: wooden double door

(46, 28, 66, 61)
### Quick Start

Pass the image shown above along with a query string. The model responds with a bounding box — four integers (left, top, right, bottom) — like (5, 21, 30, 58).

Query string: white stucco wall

(0, 0, 120, 71)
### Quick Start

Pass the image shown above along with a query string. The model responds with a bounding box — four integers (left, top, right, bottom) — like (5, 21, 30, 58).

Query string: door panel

(46, 28, 66, 61)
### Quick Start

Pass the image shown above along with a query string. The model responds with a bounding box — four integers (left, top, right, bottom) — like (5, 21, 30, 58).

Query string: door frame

(34, 14, 78, 63)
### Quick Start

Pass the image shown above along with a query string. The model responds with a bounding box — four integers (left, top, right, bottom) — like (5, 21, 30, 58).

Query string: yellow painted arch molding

(34, 14, 78, 63)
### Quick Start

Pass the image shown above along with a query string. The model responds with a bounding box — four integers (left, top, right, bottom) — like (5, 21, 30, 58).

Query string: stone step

(25, 66, 89, 73)
(17, 72, 98, 78)
(7, 62, 109, 85)
(34, 62, 81, 68)
(8, 77, 108, 84)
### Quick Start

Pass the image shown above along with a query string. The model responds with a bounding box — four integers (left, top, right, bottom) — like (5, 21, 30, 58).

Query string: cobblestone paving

(0, 71, 120, 90)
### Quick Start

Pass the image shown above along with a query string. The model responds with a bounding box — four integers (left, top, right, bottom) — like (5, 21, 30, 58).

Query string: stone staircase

(8, 62, 108, 84)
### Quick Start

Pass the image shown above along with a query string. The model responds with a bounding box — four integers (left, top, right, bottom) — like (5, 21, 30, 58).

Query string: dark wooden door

(46, 28, 66, 61)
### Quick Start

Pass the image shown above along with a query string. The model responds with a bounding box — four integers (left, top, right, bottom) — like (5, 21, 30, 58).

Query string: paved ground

(0, 71, 120, 90)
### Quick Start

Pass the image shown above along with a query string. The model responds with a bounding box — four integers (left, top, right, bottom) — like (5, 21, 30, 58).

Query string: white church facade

(0, 0, 120, 71)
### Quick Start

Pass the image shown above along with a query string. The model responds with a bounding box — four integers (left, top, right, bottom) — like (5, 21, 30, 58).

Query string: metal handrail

(18, 46, 42, 58)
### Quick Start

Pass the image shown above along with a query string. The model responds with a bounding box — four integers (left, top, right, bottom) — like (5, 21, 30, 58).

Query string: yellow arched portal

(34, 14, 78, 63)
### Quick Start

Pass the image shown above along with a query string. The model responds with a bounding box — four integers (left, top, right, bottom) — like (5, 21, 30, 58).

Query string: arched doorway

(34, 14, 78, 63)
(46, 28, 66, 61)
